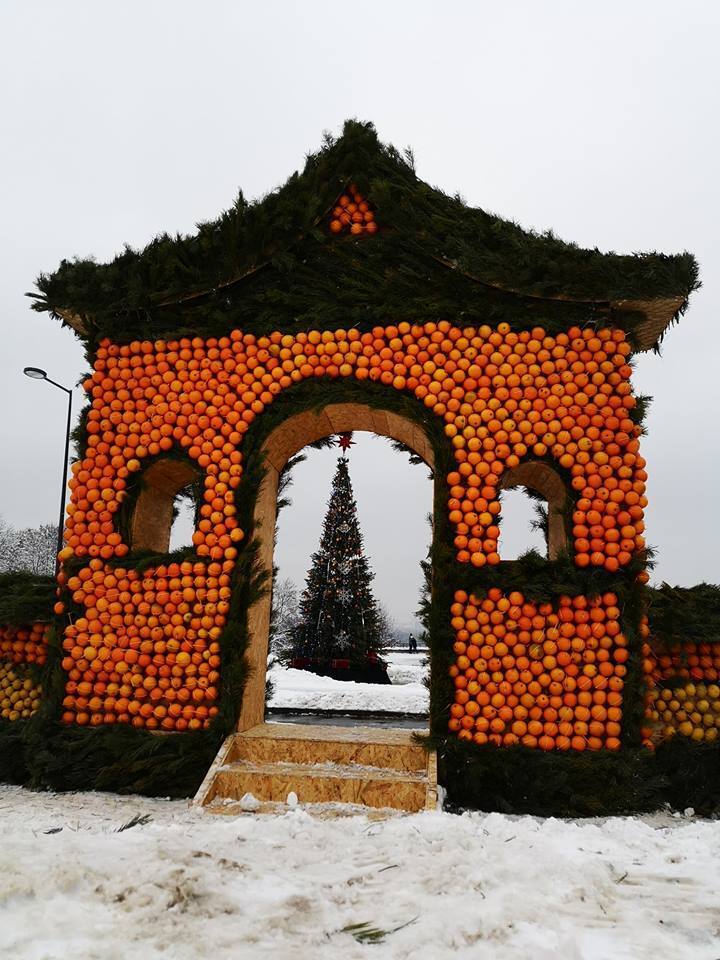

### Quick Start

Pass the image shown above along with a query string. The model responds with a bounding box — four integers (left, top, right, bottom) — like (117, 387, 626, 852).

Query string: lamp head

(23, 366, 48, 380)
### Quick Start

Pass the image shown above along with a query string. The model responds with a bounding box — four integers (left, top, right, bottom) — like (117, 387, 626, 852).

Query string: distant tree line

(0, 515, 57, 576)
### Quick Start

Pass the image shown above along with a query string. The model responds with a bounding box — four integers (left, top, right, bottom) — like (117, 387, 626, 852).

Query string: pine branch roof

(30, 120, 698, 352)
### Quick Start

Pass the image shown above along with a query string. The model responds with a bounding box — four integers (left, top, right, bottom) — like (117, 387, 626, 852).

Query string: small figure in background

(408, 632, 418, 653)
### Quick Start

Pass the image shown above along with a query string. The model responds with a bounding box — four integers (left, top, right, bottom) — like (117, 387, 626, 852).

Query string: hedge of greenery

(0, 572, 55, 625)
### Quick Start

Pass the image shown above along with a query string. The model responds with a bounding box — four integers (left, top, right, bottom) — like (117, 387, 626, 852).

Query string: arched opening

(168, 485, 200, 551)
(497, 487, 548, 560)
(238, 403, 436, 732)
(267, 432, 432, 722)
(498, 461, 569, 561)
(129, 458, 201, 554)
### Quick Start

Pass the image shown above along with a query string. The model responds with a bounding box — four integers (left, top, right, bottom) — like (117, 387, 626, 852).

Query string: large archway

(238, 403, 436, 731)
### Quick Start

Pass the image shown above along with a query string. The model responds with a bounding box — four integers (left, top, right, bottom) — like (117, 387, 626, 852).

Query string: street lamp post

(23, 367, 73, 575)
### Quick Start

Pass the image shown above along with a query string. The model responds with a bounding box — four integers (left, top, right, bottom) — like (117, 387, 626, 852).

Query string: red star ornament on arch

(336, 432, 355, 452)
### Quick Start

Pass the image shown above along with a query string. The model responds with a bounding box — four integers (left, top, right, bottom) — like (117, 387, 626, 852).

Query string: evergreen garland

(647, 582, 720, 646)
(0, 573, 55, 624)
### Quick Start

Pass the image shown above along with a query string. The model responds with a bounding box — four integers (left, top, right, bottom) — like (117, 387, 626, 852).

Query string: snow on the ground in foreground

(1, 786, 719, 960)
(268, 652, 429, 713)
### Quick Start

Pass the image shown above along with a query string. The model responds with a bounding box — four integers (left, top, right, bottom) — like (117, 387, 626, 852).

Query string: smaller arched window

(129, 459, 201, 554)
(498, 462, 569, 561)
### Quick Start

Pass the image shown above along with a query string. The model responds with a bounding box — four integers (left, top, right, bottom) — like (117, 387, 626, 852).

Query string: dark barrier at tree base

(289, 654, 391, 685)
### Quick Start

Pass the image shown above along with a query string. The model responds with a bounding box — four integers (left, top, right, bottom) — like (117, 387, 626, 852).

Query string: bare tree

(375, 602, 398, 648)
(0, 516, 19, 573)
(269, 577, 299, 656)
(0, 518, 57, 576)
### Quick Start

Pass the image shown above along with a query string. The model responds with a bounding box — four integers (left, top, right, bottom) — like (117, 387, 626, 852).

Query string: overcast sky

(1, 1, 718, 620)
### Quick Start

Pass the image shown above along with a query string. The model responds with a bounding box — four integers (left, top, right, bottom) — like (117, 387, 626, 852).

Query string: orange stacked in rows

(0, 623, 49, 723)
(57, 320, 643, 737)
(0, 622, 49, 665)
(450, 589, 627, 751)
(642, 615, 720, 746)
(328, 184, 377, 236)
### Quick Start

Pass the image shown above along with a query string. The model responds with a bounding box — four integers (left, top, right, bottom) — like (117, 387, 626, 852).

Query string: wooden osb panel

(261, 410, 335, 472)
(232, 722, 427, 770)
(197, 724, 436, 813)
(612, 296, 685, 352)
(238, 461, 279, 732)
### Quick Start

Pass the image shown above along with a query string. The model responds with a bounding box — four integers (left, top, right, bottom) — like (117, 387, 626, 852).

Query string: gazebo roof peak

(31, 119, 698, 351)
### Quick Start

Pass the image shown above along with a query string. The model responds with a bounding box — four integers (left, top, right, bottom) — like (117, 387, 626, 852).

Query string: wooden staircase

(194, 722, 437, 815)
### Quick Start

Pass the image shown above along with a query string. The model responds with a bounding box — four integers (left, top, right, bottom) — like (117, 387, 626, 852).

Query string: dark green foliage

(287, 456, 385, 667)
(390, 439, 426, 467)
(629, 394, 653, 430)
(23, 722, 217, 797)
(414, 514, 433, 648)
(441, 738, 720, 818)
(647, 582, 720, 646)
(441, 737, 720, 818)
(441, 740, 661, 817)
(0, 572, 55, 624)
(116, 813, 152, 831)
(31, 120, 698, 351)
(171, 479, 203, 531)
(0, 720, 30, 784)
(454, 547, 646, 604)
(653, 738, 720, 816)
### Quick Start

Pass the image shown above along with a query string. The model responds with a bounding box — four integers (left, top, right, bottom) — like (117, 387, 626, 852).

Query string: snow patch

(267, 653, 429, 714)
(1, 786, 719, 959)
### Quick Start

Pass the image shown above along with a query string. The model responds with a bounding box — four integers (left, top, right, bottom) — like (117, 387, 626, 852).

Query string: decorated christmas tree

(287, 438, 389, 682)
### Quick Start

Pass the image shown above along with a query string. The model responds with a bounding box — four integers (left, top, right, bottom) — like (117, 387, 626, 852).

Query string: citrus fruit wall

(0, 623, 47, 721)
(53, 319, 648, 744)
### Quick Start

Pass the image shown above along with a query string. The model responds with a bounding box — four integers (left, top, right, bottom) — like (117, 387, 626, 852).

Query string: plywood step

(232, 722, 428, 772)
(203, 798, 404, 820)
(194, 722, 437, 815)
(212, 759, 427, 810)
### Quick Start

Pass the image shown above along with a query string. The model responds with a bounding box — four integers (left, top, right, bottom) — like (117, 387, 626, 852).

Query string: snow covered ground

(267, 651, 429, 714)
(1, 785, 719, 959)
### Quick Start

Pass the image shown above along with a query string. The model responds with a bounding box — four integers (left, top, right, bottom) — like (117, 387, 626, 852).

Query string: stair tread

(221, 759, 428, 783)
(204, 799, 407, 819)
(241, 722, 427, 746)
(195, 729, 437, 815)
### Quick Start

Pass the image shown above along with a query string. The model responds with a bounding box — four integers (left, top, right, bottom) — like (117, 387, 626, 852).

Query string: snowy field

(267, 651, 429, 714)
(1, 785, 719, 960)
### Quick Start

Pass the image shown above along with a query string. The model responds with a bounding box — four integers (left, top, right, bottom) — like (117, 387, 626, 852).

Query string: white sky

(1, 1, 719, 616)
